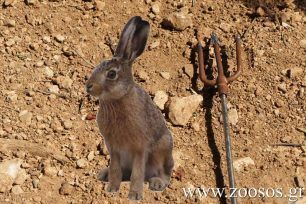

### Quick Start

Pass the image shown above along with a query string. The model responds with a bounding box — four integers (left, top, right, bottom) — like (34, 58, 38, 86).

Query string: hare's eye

(107, 70, 117, 79)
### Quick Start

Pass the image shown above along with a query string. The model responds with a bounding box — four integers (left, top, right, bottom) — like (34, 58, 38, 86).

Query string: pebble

(32, 178, 39, 188)
(76, 159, 88, 168)
(59, 182, 74, 195)
(19, 110, 33, 125)
(168, 94, 203, 126)
(289, 67, 303, 79)
(191, 122, 200, 132)
(160, 71, 170, 80)
(48, 85, 59, 94)
(183, 64, 193, 78)
(256, 7, 265, 16)
(4, 19, 16, 27)
(11, 185, 23, 194)
(153, 90, 169, 110)
(162, 10, 193, 31)
(5, 39, 15, 47)
(275, 99, 284, 108)
(43, 165, 57, 177)
(87, 151, 95, 161)
(5, 91, 18, 102)
(299, 39, 306, 49)
(25, 0, 35, 5)
(149, 40, 160, 50)
(4, 0, 16, 6)
(233, 157, 255, 172)
(94, 1, 105, 11)
(151, 3, 160, 14)
(56, 76, 73, 90)
(63, 120, 73, 129)
(228, 108, 239, 125)
(278, 83, 287, 93)
(136, 70, 150, 82)
(36, 61, 44, 67)
(280, 136, 291, 143)
(55, 35, 65, 43)
(43, 36, 51, 43)
(44, 66, 54, 78)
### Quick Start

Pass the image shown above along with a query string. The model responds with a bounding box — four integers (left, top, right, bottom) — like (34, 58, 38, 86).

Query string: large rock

(168, 94, 203, 126)
(162, 10, 193, 31)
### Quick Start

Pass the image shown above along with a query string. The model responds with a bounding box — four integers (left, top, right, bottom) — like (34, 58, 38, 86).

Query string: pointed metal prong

(211, 32, 219, 45)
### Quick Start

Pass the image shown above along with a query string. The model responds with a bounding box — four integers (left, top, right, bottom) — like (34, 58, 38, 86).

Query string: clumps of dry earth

(0, 0, 305, 203)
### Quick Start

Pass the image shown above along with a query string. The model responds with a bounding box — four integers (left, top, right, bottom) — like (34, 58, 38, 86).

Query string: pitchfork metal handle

(197, 33, 242, 95)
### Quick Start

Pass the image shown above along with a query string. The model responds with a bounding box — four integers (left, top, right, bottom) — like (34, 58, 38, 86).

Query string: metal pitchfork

(197, 31, 242, 204)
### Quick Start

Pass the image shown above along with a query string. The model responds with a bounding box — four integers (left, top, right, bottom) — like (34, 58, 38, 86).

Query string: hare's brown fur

(85, 16, 173, 200)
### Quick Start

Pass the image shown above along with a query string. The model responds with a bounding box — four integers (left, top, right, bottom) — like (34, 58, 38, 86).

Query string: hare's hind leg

(148, 133, 174, 191)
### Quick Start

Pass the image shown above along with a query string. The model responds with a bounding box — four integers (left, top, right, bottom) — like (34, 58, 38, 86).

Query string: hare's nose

(86, 84, 93, 92)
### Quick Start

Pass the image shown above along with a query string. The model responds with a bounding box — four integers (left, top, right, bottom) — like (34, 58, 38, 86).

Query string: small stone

(191, 122, 200, 132)
(19, 110, 33, 125)
(144, 0, 151, 4)
(274, 109, 280, 116)
(278, 83, 287, 93)
(168, 94, 203, 126)
(4, 0, 16, 6)
(256, 7, 265, 16)
(149, 40, 160, 50)
(63, 120, 73, 130)
(87, 151, 95, 161)
(5, 39, 15, 47)
(0, 159, 23, 192)
(151, 3, 160, 14)
(29, 43, 39, 50)
(11, 185, 23, 194)
(45, 67, 54, 78)
(136, 70, 149, 82)
(4, 19, 16, 27)
(228, 108, 239, 125)
(94, 1, 105, 11)
(289, 67, 303, 79)
(76, 159, 88, 168)
(56, 76, 73, 90)
(183, 64, 193, 78)
(162, 10, 193, 31)
(5, 91, 18, 102)
(233, 157, 255, 172)
(59, 182, 73, 195)
(57, 170, 64, 177)
(0, 174, 14, 193)
(25, 0, 35, 5)
(153, 91, 169, 110)
(160, 71, 170, 80)
(48, 85, 59, 94)
(43, 165, 57, 177)
(280, 136, 291, 143)
(43, 36, 51, 43)
(275, 99, 284, 108)
(299, 39, 306, 49)
(55, 35, 65, 43)
(36, 61, 44, 67)
(32, 178, 39, 188)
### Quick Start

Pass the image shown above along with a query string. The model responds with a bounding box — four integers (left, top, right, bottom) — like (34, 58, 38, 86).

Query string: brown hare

(85, 16, 174, 200)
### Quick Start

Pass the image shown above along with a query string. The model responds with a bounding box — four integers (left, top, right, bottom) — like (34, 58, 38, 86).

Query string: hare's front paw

(149, 177, 166, 191)
(105, 184, 119, 193)
(128, 190, 143, 200)
(97, 168, 108, 182)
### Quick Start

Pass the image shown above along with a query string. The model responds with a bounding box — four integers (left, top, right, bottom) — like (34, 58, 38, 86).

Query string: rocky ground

(0, 0, 305, 203)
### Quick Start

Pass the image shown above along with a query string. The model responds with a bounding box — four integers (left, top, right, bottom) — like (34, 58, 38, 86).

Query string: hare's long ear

(114, 16, 150, 61)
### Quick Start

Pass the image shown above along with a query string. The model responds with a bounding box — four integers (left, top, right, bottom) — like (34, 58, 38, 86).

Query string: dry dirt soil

(0, 0, 305, 203)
